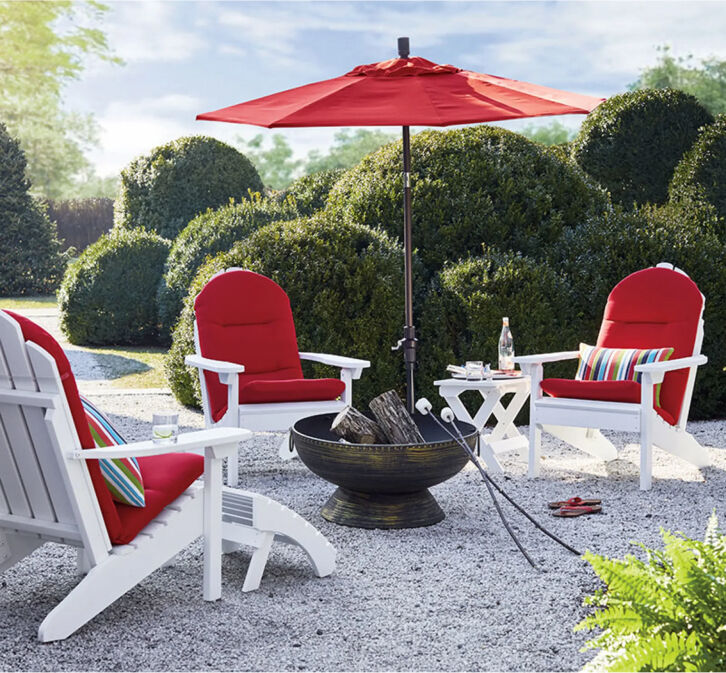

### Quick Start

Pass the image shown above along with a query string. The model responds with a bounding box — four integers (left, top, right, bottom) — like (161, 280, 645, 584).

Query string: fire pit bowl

(292, 412, 477, 529)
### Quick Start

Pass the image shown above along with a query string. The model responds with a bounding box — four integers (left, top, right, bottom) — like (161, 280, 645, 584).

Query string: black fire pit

(292, 412, 478, 529)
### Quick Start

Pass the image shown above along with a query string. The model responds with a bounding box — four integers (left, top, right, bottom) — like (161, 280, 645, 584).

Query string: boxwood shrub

(165, 214, 405, 407)
(157, 194, 300, 340)
(59, 229, 171, 345)
(326, 126, 606, 277)
(275, 169, 344, 216)
(572, 89, 713, 208)
(114, 136, 263, 239)
(669, 115, 726, 240)
(0, 123, 66, 295)
(555, 202, 726, 419)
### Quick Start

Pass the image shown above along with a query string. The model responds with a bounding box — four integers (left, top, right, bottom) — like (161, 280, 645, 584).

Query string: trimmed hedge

(114, 136, 263, 239)
(165, 214, 404, 408)
(0, 123, 66, 295)
(59, 229, 171, 345)
(327, 126, 606, 277)
(157, 195, 300, 340)
(275, 169, 344, 216)
(572, 89, 713, 208)
(670, 115, 726, 239)
(45, 197, 114, 251)
(555, 202, 726, 420)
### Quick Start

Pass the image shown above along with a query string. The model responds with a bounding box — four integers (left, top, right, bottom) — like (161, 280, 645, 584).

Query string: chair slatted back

(0, 313, 110, 562)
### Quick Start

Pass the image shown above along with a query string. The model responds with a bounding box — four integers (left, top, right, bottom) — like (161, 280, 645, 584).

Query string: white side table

(434, 375, 531, 473)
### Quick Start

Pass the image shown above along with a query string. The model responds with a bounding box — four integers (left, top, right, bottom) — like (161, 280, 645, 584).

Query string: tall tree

(0, 1, 120, 198)
(630, 45, 726, 116)
(236, 134, 302, 190)
(305, 129, 396, 173)
(519, 120, 577, 146)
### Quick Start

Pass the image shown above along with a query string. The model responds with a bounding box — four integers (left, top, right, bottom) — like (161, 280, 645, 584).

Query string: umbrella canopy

(197, 39, 604, 412)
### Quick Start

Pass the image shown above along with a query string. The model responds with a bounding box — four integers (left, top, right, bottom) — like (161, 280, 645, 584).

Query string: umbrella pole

(402, 125, 416, 413)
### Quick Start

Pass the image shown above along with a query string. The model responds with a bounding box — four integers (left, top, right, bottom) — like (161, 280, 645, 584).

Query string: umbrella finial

(397, 37, 410, 59)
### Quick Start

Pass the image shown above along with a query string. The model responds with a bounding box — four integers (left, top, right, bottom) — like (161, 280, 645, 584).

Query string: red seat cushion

(3, 310, 203, 545)
(238, 377, 345, 404)
(540, 378, 676, 425)
(195, 270, 341, 422)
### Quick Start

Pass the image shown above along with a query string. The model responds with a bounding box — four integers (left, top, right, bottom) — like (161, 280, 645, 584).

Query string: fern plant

(577, 512, 726, 672)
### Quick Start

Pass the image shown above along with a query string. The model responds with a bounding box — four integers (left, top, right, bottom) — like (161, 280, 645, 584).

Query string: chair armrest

(299, 352, 370, 375)
(514, 351, 579, 365)
(635, 354, 707, 375)
(185, 355, 245, 375)
(71, 428, 251, 460)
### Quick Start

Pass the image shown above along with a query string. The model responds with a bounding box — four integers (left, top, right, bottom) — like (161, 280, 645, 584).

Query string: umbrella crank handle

(391, 338, 405, 352)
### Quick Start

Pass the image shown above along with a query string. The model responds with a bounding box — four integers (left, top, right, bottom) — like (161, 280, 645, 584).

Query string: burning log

(369, 390, 425, 445)
(331, 406, 387, 444)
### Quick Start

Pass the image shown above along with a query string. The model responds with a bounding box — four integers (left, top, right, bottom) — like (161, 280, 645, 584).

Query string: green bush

(554, 202, 726, 419)
(157, 195, 300, 340)
(417, 250, 580, 406)
(0, 122, 66, 295)
(670, 115, 726, 239)
(327, 126, 606, 277)
(59, 229, 171, 345)
(166, 214, 405, 407)
(572, 89, 713, 208)
(576, 512, 726, 672)
(114, 136, 263, 239)
(276, 169, 344, 216)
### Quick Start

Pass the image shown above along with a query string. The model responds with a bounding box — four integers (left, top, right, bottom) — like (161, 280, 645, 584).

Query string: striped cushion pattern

(575, 343, 674, 405)
(81, 396, 145, 508)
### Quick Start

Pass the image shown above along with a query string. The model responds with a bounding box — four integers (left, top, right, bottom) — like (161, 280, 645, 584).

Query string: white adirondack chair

(0, 310, 336, 641)
(515, 263, 709, 490)
(186, 269, 370, 484)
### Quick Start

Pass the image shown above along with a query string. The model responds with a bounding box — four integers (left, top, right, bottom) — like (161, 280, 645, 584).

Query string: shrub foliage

(275, 169, 344, 216)
(157, 195, 300, 339)
(45, 197, 114, 251)
(59, 229, 171, 345)
(165, 215, 404, 407)
(577, 512, 726, 672)
(0, 122, 66, 295)
(114, 136, 263, 239)
(327, 126, 606, 277)
(572, 89, 713, 207)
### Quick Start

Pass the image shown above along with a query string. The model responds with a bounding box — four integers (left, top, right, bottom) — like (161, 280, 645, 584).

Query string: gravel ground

(0, 390, 724, 672)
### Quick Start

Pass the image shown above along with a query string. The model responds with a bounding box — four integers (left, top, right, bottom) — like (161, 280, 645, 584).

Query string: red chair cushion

(113, 453, 203, 545)
(3, 311, 203, 545)
(195, 270, 340, 422)
(596, 266, 703, 425)
(238, 377, 345, 404)
(541, 378, 676, 425)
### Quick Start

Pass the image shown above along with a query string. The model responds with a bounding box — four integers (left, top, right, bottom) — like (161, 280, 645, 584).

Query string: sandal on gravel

(552, 504, 603, 517)
(548, 496, 601, 510)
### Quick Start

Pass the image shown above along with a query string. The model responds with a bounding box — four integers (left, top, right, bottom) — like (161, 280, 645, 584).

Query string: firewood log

(331, 406, 388, 444)
(368, 390, 425, 445)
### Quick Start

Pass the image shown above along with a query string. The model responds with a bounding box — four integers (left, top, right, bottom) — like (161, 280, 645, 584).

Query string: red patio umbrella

(197, 38, 604, 412)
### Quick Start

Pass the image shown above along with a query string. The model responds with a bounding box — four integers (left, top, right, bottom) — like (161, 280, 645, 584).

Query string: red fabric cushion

(596, 267, 703, 424)
(3, 310, 123, 542)
(195, 270, 339, 422)
(540, 378, 676, 425)
(113, 453, 203, 545)
(238, 377, 345, 404)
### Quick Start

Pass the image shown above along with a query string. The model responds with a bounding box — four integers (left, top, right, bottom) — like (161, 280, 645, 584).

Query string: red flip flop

(552, 504, 603, 517)
(548, 496, 602, 510)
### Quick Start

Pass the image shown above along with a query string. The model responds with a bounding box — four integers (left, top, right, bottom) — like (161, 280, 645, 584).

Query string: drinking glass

(152, 411, 179, 444)
(465, 361, 484, 379)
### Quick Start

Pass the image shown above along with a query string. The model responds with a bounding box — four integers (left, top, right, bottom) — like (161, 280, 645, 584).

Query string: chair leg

(242, 531, 274, 592)
(542, 425, 618, 461)
(0, 532, 42, 574)
(640, 416, 653, 491)
(278, 432, 298, 461)
(528, 422, 541, 478)
(653, 421, 710, 468)
(226, 449, 239, 487)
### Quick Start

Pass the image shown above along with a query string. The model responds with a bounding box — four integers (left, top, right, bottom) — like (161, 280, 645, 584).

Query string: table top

(434, 374, 530, 390)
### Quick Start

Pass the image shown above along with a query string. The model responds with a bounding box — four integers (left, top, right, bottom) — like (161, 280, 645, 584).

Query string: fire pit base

(322, 487, 444, 529)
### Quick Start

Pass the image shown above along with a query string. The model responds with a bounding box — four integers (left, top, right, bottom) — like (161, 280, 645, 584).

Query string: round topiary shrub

(276, 169, 344, 216)
(114, 136, 263, 239)
(0, 122, 66, 295)
(165, 214, 406, 408)
(556, 202, 726, 420)
(572, 89, 713, 208)
(59, 229, 171, 345)
(418, 250, 580, 406)
(669, 115, 726, 240)
(327, 126, 606, 277)
(157, 194, 300, 340)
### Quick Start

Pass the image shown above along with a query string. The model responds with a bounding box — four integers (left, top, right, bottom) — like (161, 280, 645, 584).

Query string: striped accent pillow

(575, 343, 674, 405)
(81, 396, 145, 508)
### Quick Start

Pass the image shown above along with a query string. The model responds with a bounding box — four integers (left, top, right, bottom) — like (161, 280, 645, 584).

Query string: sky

(66, 0, 726, 177)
